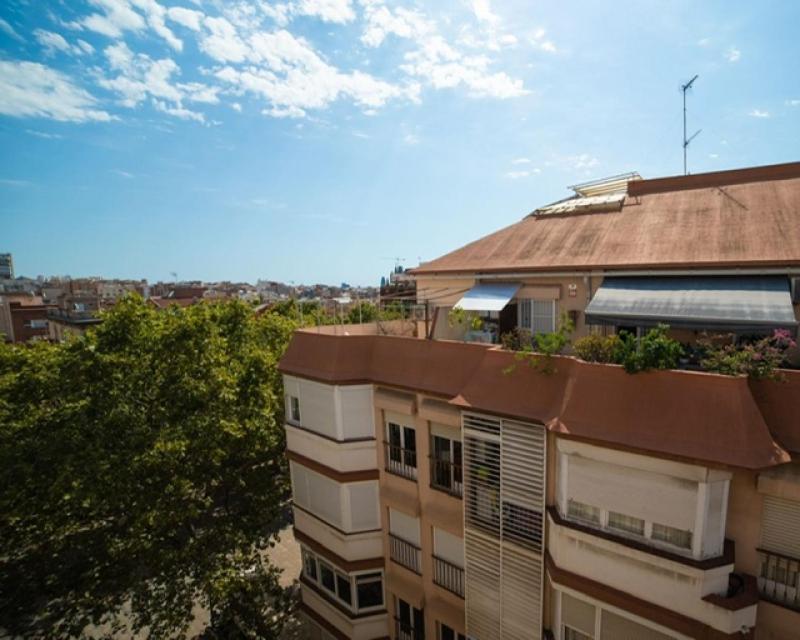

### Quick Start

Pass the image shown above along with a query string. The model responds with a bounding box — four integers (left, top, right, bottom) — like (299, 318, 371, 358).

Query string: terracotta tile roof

(279, 331, 794, 469)
(412, 162, 800, 274)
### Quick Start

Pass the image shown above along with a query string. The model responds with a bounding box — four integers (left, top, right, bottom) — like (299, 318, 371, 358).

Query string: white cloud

(131, 0, 183, 51)
(697, 37, 711, 47)
(34, 29, 89, 56)
(506, 167, 540, 178)
(471, 0, 499, 25)
(77, 39, 95, 54)
(25, 129, 64, 139)
(0, 18, 24, 41)
(0, 178, 34, 187)
(82, 0, 147, 37)
(295, 0, 355, 23)
(231, 101, 242, 111)
(786, 99, 800, 107)
(360, 1, 433, 48)
(725, 46, 741, 62)
(530, 27, 556, 53)
(511, 157, 531, 164)
(98, 43, 211, 120)
(708, 153, 718, 159)
(111, 168, 135, 178)
(167, 6, 204, 31)
(201, 16, 250, 62)
(566, 153, 599, 170)
(0, 60, 113, 122)
(402, 132, 419, 145)
(748, 109, 770, 118)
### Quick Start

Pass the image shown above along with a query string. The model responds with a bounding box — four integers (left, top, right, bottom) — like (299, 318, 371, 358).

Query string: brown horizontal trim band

(287, 450, 379, 482)
(286, 421, 376, 444)
(292, 502, 383, 537)
(627, 161, 800, 197)
(300, 575, 387, 621)
(545, 552, 751, 640)
(547, 506, 735, 570)
(702, 573, 759, 611)
(294, 527, 385, 573)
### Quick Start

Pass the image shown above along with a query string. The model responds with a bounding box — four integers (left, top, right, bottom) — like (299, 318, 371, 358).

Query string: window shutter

(761, 496, 800, 557)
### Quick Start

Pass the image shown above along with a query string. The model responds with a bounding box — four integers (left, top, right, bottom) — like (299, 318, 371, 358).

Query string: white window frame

(287, 394, 300, 424)
(517, 298, 556, 334)
(301, 546, 385, 615)
(431, 433, 463, 494)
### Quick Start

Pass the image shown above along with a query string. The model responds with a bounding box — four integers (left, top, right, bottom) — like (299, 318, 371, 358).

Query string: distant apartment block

(0, 253, 14, 279)
(0, 294, 50, 342)
(279, 162, 800, 640)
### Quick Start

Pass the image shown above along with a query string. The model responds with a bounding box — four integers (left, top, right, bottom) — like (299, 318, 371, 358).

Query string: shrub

(500, 327, 532, 351)
(701, 329, 797, 379)
(573, 334, 621, 363)
(615, 325, 684, 373)
(505, 312, 575, 375)
(447, 306, 482, 331)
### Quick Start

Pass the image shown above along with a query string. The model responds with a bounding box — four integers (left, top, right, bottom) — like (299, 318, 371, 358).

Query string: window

(431, 435, 463, 496)
(302, 549, 317, 581)
(396, 597, 424, 640)
(651, 522, 692, 549)
(319, 561, 336, 593)
(502, 501, 543, 550)
(518, 298, 556, 334)
(438, 622, 466, 640)
(607, 511, 645, 537)
(356, 573, 383, 609)
(289, 395, 300, 423)
(567, 500, 601, 525)
(564, 627, 593, 640)
(301, 547, 385, 614)
(27, 319, 47, 329)
(387, 421, 417, 479)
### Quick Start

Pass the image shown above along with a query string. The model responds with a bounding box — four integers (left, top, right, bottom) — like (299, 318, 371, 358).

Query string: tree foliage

(0, 297, 298, 638)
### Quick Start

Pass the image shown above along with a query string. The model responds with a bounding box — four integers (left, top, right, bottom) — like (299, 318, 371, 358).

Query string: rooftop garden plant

(700, 329, 797, 380)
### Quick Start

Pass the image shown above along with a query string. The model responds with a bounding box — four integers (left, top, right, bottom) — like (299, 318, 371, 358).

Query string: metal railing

(758, 548, 800, 611)
(389, 533, 421, 574)
(394, 617, 424, 640)
(384, 442, 417, 480)
(432, 555, 464, 598)
(429, 457, 463, 497)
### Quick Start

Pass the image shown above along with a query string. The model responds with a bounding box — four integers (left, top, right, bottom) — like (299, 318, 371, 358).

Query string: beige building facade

(279, 163, 800, 640)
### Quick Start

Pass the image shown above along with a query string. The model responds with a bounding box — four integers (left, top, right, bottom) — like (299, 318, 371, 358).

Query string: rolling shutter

(761, 496, 800, 557)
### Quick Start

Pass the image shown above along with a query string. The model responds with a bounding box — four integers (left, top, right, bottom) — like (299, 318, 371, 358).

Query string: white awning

(585, 276, 798, 332)
(455, 282, 520, 312)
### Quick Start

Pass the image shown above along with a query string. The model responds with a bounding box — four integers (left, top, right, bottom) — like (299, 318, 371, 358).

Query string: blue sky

(1, 0, 799, 285)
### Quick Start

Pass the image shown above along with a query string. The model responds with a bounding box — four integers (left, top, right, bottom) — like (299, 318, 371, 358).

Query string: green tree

(0, 297, 298, 638)
(346, 301, 379, 324)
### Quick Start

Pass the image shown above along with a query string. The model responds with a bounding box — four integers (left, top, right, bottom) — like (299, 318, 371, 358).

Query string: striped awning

(585, 276, 798, 332)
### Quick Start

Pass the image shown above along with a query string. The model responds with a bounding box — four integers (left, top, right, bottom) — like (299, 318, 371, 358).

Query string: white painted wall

(434, 527, 464, 567)
(286, 424, 377, 472)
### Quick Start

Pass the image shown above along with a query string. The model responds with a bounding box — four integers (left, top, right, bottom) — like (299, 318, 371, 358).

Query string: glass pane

(336, 573, 352, 606)
(319, 562, 335, 593)
(413, 606, 425, 633)
(440, 623, 455, 640)
(453, 441, 462, 484)
(398, 598, 411, 624)
(404, 427, 417, 468)
(607, 511, 645, 536)
(389, 423, 402, 462)
(303, 552, 317, 581)
(356, 576, 383, 608)
(433, 436, 450, 461)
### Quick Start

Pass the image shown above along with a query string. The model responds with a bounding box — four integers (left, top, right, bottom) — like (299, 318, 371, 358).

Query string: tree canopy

(0, 297, 298, 638)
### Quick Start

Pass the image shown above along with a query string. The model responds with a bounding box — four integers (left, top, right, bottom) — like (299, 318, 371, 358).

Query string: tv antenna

(681, 74, 701, 175)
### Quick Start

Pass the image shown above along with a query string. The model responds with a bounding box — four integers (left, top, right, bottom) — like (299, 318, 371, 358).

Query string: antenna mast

(681, 74, 701, 175)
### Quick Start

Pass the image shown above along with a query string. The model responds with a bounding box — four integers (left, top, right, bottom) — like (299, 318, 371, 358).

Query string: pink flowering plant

(701, 329, 797, 379)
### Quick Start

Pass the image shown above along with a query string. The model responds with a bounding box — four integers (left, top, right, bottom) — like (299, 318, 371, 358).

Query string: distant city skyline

(2, 0, 799, 284)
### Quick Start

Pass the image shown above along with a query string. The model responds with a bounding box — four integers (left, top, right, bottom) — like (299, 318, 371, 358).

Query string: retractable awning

(585, 276, 798, 332)
(455, 282, 521, 312)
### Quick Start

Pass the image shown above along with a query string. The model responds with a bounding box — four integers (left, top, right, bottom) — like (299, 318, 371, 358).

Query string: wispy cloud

(0, 60, 113, 122)
(402, 132, 420, 145)
(0, 17, 24, 41)
(725, 46, 741, 62)
(25, 129, 64, 139)
(786, 99, 800, 107)
(511, 157, 531, 165)
(34, 29, 91, 56)
(0, 178, 34, 187)
(111, 169, 135, 178)
(505, 168, 540, 179)
(748, 109, 770, 118)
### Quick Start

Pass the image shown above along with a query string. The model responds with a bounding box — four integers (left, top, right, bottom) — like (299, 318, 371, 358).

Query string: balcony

(389, 533, 421, 574)
(432, 555, 464, 598)
(385, 442, 418, 481)
(758, 548, 800, 611)
(430, 456, 463, 497)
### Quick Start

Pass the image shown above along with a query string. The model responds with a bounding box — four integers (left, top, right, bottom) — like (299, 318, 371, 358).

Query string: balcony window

(607, 511, 645, 537)
(396, 597, 424, 640)
(301, 546, 385, 615)
(438, 622, 465, 640)
(431, 435, 463, 497)
(356, 572, 384, 609)
(518, 298, 556, 334)
(386, 421, 417, 480)
(389, 533, 422, 574)
(567, 499, 601, 525)
(651, 522, 692, 549)
(289, 395, 301, 423)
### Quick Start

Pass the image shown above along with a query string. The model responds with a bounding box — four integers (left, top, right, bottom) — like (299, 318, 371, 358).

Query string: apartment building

(279, 162, 800, 640)
(0, 294, 51, 342)
(0, 253, 14, 280)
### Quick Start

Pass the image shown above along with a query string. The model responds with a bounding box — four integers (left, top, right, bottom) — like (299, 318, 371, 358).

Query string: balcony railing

(385, 442, 417, 481)
(430, 457, 463, 497)
(758, 548, 800, 611)
(394, 617, 424, 640)
(432, 555, 464, 598)
(389, 533, 421, 574)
